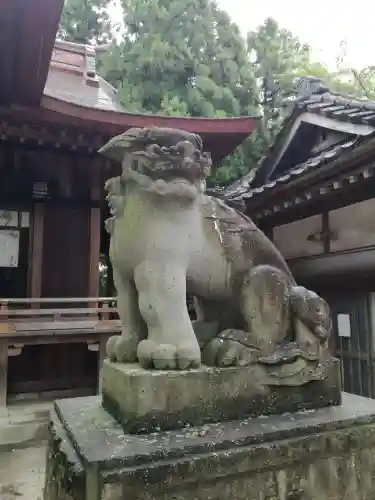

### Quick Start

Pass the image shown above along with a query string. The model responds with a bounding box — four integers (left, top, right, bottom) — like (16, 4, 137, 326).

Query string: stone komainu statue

(99, 127, 332, 385)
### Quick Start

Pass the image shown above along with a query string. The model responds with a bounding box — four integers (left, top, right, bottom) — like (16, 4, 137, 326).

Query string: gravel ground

(0, 446, 46, 500)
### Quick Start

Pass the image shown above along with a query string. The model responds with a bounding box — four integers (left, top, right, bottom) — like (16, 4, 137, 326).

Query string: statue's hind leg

(241, 265, 290, 351)
(203, 265, 290, 367)
(106, 269, 145, 362)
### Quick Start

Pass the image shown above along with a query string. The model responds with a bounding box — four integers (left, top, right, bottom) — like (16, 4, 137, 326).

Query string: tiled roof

(43, 40, 125, 113)
(241, 137, 364, 200)
(44, 70, 125, 113)
(288, 77, 375, 126)
(222, 136, 369, 204)
(223, 77, 375, 202)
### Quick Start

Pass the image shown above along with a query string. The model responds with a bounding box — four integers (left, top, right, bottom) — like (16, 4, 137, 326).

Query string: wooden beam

(30, 204, 45, 300)
(0, 120, 100, 151)
(0, 340, 8, 409)
(88, 164, 101, 298)
(255, 177, 375, 229)
(12, 0, 64, 106)
(302, 112, 375, 137)
(290, 246, 375, 281)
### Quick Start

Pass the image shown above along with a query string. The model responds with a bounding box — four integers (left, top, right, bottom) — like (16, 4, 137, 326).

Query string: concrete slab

(0, 445, 46, 500)
(0, 401, 52, 450)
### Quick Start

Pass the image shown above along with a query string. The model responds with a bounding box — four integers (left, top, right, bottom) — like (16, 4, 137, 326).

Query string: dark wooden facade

(0, 142, 106, 396)
(0, 146, 103, 299)
(225, 76, 375, 399)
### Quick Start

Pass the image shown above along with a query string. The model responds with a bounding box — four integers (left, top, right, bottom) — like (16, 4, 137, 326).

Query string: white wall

(273, 215, 324, 259)
(329, 198, 375, 253)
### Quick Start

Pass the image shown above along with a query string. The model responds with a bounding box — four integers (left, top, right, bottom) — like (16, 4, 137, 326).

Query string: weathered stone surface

(101, 126, 333, 373)
(101, 359, 341, 433)
(45, 393, 375, 500)
(43, 410, 85, 500)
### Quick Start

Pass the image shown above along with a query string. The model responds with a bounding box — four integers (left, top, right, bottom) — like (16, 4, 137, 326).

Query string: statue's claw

(202, 337, 258, 367)
(136, 339, 201, 370)
(106, 334, 139, 363)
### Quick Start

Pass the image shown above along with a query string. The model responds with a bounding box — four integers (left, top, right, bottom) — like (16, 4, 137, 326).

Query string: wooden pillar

(97, 337, 107, 393)
(30, 203, 45, 300)
(0, 339, 7, 409)
(88, 162, 101, 298)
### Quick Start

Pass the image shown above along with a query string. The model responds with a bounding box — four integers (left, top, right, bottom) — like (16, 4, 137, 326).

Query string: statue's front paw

(137, 340, 201, 370)
(106, 334, 139, 363)
(202, 338, 258, 367)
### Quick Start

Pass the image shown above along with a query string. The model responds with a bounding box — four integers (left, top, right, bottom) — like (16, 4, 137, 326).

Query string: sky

(110, 0, 374, 71)
(217, 0, 373, 70)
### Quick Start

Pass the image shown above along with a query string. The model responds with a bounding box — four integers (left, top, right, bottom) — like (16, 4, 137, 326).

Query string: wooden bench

(0, 297, 121, 408)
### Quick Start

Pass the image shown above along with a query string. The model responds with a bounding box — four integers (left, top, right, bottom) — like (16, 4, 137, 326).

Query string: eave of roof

(0, 5, 259, 163)
(39, 95, 260, 162)
(239, 132, 375, 215)
(246, 77, 375, 191)
(245, 137, 363, 200)
(40, 94, 258, 133)
(0, 100, 259, 163)
(296, 90, 375, 125)
(220, 131, 375, 223)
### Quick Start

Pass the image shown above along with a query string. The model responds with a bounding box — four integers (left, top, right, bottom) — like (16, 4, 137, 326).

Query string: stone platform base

(101, 359, 341, 433)
(45, 393, 375, 500)
(0, 400, 52, 451)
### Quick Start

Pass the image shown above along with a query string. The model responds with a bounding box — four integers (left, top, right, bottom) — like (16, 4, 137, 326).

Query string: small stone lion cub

(289, 286, 332, 357)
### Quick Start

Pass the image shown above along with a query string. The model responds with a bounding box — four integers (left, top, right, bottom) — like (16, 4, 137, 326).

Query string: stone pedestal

(101, 359, 341, 433)
(45, 393, 375, 500)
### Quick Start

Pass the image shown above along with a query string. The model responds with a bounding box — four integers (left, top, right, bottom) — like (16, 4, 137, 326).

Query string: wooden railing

(0, 297, 121, 408)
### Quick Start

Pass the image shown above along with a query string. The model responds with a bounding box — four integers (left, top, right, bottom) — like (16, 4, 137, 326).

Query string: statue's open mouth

(129, 142, 212, 185)
(98, 127, 212, 186)
(133, 160, 209, 185)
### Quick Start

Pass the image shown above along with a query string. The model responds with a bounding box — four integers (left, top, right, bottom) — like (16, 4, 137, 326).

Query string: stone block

(0, 402, 51, 451)
(101, 359, 341, 433)
(44, 393, 375, 500)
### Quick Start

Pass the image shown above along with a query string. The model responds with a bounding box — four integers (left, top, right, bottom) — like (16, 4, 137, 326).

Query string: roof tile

(236, 136, 371, 200)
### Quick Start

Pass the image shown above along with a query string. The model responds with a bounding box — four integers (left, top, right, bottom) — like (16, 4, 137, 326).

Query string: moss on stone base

(43, 394, 375, 500)
(43, 411, 85, 500)
(101, 359, 341, 433)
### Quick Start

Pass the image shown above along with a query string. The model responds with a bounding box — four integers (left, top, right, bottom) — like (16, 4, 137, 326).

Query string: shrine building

(226, 76, 375, 401)
(0, 0, 258, 402)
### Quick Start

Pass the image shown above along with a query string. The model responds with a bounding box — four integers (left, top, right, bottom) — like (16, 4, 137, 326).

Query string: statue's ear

(98, 128, 142, 163)
(194, 134, 203, 151)
(98, 136, 126, 163)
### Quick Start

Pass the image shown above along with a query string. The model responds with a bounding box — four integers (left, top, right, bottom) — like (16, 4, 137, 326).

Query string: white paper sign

(0, 230, 20, 267)
(0, 210, 18, 227)
(337, 313, 351, 338)
(21, 212, 30, 228)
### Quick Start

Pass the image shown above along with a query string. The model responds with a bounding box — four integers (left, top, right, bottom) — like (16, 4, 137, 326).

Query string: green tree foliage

(246, 19, 360, 145)
(99, 0, 263, 186)
(59, 2, 375, 187)
(352, 67, 375, 99)
(102, 0, 259, 118)
(296, 62, 360, 96)
(247, 18, 310, 141)
(243, 18, 366, 188)
(58, 0, 114, 44)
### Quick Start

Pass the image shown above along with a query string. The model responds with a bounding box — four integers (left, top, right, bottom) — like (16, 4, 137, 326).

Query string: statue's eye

(315, 304, 324, 314)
